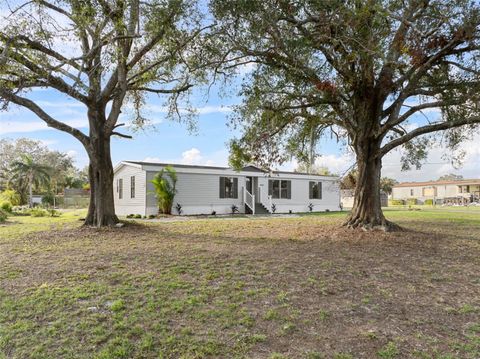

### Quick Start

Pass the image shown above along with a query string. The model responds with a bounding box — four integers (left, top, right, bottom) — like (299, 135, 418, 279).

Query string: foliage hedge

(406, 198, 417, 205)
(389, 199, 405, 206)
(0, 208, 8, 222)
(0, 189, 21, 206)
(0, 201, 13, 213)
(424, 199, 434, 205)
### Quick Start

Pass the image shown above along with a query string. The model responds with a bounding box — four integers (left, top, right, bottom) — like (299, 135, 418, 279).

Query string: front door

(246, 176, 253, 194)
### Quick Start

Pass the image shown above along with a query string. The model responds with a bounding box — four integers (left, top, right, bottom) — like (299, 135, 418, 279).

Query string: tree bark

(28, 173, 33, 208)
(83, 118, 119, 227)
(344, 140, 401, 231)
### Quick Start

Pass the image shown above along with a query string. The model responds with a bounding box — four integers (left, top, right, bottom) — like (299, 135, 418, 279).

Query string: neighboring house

(341, 189, 388, 208)
(113, 161, 341, 216)
(392, 179, 480, 205)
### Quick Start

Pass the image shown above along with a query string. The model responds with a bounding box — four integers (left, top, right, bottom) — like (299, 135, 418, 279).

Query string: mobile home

(113, 161, 341, 216)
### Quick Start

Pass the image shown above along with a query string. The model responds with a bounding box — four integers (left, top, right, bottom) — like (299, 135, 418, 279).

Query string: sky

(1, 2, 479, 183)
(1, 82, 479, 183)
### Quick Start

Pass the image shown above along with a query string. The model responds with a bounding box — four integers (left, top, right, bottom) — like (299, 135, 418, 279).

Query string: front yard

(1, 209, 479, 358)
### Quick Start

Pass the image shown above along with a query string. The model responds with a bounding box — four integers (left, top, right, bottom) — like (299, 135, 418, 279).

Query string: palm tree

(11, 154, 51, 207)
(151, 166, 177, 215)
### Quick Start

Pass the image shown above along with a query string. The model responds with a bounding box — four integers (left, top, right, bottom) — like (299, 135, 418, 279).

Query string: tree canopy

(211, 0, 480, 229)
(0, 0, 212, 226)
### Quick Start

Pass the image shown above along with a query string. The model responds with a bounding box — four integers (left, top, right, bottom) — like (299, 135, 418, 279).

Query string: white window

(219, 177, 238, 198)
(118, 179, 123, 199)
(269, 180, 291, 199)
(309, 181, 322, 199)
(130, 176, 135, 198)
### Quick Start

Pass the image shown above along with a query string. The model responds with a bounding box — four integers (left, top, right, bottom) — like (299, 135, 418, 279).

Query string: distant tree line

(0, 138, 88, 206)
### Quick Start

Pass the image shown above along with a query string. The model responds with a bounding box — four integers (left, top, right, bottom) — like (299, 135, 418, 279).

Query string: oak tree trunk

(84, 118, 119, 227)
(345, 142, 401, 231)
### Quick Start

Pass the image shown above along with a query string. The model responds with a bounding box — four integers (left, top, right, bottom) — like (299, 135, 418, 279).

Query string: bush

(0, 208, 8, 222)
(0, 201, 13, 213)
(406, 198, 417, 205)
(424, 199, 434, 205)
(48, 209, 61, 217)
(0, 189, 21, 206)
(41, 192, 55, 206)
(151, 166, 177, 215)
(389, 199, 405, 206)
(134, 214, 142, 219)
(148, 214, 155, 219)
(30, 208, 49, 217)
(12, 206, 31, 216)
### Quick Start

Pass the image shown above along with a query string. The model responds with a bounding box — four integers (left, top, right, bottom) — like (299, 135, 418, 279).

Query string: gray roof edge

(123, 161, 338, 178)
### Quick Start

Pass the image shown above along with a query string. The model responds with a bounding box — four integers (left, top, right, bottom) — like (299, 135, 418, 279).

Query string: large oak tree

(0, 0, 209, 226)
(212, 0, 480, 230)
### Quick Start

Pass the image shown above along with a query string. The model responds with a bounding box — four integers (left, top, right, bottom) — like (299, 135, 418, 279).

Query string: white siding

(146, 171, 246, 215)
(114, 162, 341, 216)
(258, 176, 341, 213)
(114, 165, 146, 216)
(392, 184, 475, 202)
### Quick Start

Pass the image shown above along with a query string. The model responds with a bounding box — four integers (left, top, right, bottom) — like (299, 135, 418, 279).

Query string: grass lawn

(1, 208, 479, 358)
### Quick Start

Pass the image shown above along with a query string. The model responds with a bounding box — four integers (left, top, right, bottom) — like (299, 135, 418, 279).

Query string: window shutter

(287, 181, 291, 199)
(219, 177, 225, 198)
(319, 182, 322, 199)
(233, 178, 238, 198)
(268, 180, 273, 196)
(309, 182, 314, 199)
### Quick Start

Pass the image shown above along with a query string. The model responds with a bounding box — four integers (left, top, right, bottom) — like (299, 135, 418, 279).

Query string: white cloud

(36, 100, 84, 108)
(66, 150, 77, 159)
(181, 148, 203, 164)
(280, 152, 355, 175)
(142, 148, 229, 167)
(197, 106, 233, 115)
(0, 118, 88, 135)
(139, 104, 233, 115)
(382, 136, 480, 181)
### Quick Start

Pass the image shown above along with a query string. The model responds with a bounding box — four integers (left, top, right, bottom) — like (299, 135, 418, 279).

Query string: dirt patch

(1, 214, 479, 358)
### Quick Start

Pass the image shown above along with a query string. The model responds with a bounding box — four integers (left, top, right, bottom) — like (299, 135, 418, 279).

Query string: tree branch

(111, 131, 133, 139)
(0, 88, 90, 147)
(380, 117, 480, 156)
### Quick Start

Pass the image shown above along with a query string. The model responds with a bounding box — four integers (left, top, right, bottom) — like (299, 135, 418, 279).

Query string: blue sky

(1, 82, 480, 182)
(1, 1, 479, 182)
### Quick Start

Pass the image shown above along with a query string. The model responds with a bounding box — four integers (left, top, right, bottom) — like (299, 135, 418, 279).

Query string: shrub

(406, 198, 417, 205)
(231, 204, 239, 214)
(0, 201, 13, 213)
(30, 208, 49, 217)
(0, 189, 21, 206)
(151, 166, 177, 215)
(424, 199, 433, 205)
(0, 208, 8, 222)
(175, 203, 183, 215)
(308, 203, 314, 212)
(41, 192, 55, 206)
(48, 209, 61, 217)
(134, 214, 142, 219)
(12, 205, 30, 216)
(271, 203, 277, 213)
(148, 214, 156, 219)
(389, 199, 405, 206)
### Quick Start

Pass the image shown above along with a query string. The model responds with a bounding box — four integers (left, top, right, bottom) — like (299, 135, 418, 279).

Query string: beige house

(392, 179, 480, 205)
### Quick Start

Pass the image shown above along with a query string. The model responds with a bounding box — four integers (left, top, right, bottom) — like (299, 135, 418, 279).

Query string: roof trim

(116, 160, 338, 179)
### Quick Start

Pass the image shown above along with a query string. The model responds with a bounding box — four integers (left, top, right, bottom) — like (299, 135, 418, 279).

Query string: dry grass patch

(0, 209, 479, 358)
